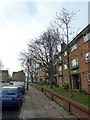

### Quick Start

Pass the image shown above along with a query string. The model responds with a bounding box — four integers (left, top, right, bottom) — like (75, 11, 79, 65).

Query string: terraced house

(54, 24, 90, 94)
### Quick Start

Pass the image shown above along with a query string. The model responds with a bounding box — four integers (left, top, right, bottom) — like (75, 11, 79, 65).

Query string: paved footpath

(19, 86, 77, 119)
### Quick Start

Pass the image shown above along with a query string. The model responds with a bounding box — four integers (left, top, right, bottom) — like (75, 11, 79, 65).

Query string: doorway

(72, 74, 79, 89)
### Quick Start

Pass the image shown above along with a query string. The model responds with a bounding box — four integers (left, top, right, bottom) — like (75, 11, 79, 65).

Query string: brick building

(12, 70, 25, 82)
(0, 70, 9, 82)
(36, 24, 90, 93)
(37, 65, 45, 83)
(54, 24, 90, 94)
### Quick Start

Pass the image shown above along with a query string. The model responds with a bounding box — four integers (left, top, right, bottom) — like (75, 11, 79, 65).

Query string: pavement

(19, 85, 77, 119)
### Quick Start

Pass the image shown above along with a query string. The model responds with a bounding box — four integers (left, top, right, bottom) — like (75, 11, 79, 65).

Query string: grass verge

(30, 82, 90, 107)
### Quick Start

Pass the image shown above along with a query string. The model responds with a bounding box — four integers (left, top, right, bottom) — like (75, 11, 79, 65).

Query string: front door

(72, 74, 79, 89)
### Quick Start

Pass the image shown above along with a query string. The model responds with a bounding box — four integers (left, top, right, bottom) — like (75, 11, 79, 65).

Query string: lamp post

(26, 59, 29, 90)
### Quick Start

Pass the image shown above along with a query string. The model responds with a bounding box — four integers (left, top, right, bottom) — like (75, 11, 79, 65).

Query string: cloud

(0, 0, 88, 74)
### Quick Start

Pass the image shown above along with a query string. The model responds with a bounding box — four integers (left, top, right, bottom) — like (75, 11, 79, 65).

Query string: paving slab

(19, 86, 77, 119)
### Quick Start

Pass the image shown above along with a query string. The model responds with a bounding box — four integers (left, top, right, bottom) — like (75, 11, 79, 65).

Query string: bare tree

(27, 28, 62, 88)
(54, 8, 76, 97)
(20, 8, 78, 93)
(20, 51, 33, 82)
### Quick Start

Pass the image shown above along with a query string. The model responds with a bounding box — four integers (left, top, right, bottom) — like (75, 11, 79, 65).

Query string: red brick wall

(77, 37, 89, 93)
(58, 36, 90, 93)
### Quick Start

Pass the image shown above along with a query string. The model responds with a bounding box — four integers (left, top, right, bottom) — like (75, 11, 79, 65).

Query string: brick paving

(19, 86, 77, 119)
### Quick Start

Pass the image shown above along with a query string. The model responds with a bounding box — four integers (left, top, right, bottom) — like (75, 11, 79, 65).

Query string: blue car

(2, 86, 23, 107)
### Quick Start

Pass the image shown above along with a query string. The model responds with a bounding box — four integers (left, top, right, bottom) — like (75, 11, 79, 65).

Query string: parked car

(2, 82, 10, 87)
(2, 86, 23, 107)
(12, 82, 25, 95)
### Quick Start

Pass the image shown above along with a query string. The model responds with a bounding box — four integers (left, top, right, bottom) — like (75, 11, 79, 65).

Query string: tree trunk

(68, 68, 73, 97)
(50, 74, 53, 89)
(31, 74, 33, 83)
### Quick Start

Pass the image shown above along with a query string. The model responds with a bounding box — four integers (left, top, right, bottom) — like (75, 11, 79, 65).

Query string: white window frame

(71, 58, 78, 67)
(88, 73, 90, 83)
(58, 66, 62, 71)
(83, 32, 90, 43)
(85, 52, 90, 63)
(71, 44, 77, 52)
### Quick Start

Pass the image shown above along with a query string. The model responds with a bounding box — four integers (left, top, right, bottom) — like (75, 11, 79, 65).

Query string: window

(83, 32, 90, 43)
(85, 52, 90, 63)
(58, 76, 62, 83)
(64, 51, 67, 56)
(58, 66, 62, 71)
(64, 64, 68, 70)
(58, 66, 62, 75)
(64, 76, 69, 82)
(88, 73, 90, 83)
(71, 58, 78, 67)
(71, 44, 77, 52)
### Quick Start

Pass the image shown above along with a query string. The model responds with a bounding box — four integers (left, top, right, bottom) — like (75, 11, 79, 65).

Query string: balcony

(71, 65, 79, 70)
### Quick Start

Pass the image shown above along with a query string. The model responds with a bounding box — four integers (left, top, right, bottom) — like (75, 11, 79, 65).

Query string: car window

(2, 88, 18, 95)
(13, 82, 24, 87)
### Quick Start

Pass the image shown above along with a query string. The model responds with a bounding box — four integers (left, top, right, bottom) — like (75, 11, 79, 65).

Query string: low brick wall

(54, 93, 70, 112)
(30, 84, 90, 119)
(69, 100, 90, 119)
(45, 89, 90, 119)
(44, 89, 53, 100)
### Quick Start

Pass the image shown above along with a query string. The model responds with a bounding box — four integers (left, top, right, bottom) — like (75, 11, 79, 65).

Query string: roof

(0, 70, 8, 73)
(69, 24, 90, 46)
(61, 24, 90, 53)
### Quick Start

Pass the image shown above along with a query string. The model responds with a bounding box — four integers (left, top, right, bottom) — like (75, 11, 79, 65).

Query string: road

(2, 106, 22, 119)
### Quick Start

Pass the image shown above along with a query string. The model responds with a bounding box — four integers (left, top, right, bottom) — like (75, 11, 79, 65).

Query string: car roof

(2, 86, 18, 89)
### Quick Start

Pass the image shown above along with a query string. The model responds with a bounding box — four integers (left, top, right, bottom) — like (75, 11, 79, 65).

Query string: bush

(54, 84, 59, 87)
(61, 82, 69, 89)
(38, 82, 45, 85)
(51, 80, 56, 85)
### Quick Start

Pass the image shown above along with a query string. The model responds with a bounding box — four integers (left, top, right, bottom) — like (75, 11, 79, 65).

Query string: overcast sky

(0, 0, 89, 75)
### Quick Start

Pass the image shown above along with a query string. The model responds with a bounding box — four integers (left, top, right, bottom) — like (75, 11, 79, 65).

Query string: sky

(0, 0, 89, 75)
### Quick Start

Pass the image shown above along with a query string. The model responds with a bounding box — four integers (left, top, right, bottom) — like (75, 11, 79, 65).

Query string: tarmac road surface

(2, 105, 22, 119)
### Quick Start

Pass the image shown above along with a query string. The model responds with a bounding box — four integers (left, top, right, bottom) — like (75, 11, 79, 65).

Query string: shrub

(61, 82, 69, 89)
(39, 82, 45, 85)
(51, 80, 56, 85)
(54, 84, 59, 87)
